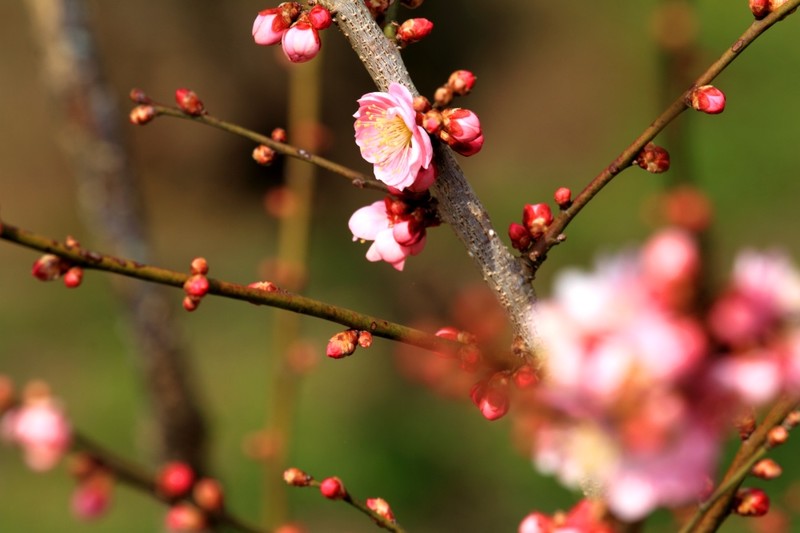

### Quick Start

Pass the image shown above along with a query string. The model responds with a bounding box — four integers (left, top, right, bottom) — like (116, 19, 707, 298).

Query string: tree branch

(0, 221, 462, 355)
(318, 0, 539, 359)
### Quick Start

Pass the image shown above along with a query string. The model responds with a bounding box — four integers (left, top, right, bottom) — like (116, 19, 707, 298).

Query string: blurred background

(1, 0, 800, 531)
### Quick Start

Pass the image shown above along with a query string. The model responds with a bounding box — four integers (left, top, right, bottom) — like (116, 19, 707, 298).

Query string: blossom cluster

(252, 2, 332, 63)
(518, 228, 800, 520)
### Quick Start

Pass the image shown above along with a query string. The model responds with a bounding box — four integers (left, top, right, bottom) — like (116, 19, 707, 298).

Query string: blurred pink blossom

(354, 83, 433, 190)
(2, 398, 71, 471)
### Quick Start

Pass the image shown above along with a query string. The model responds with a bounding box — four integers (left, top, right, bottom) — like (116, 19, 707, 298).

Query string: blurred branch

(24, 0, 207, 466)
(682, 395, 799, 532)
(318, 0, 540, 360)
(146, 105, 389, 193)
(0, 221, 463, 355)
(528, 1, 800, 273)
(71, 432, 264, 533)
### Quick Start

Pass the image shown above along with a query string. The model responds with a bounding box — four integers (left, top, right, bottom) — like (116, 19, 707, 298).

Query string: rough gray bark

(319, 0, 539, 358)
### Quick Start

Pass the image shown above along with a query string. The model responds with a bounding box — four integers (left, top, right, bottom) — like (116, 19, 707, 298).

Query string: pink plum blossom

(349, 200, 426, 271)
(354, 83, 433, 190)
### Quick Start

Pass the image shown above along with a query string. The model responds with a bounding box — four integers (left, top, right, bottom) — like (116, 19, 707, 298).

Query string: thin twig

(528, 1, 800, 272)
(0, 221, 462, 355)
(150, 106, 389, 193)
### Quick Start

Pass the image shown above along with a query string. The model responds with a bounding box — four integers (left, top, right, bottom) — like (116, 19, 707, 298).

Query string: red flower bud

(412, 95, 431, 113)
(253, 145, 277, 166)
(689, 85, 726, 114)
(182, 296, 200, 312)
(470, 375, 510, 421)
(421, 109, 443, 135)
(326, 329, 359, 359)
(554, 187, 572, 209)
(129, 105, 156, 125)
(283, 467, 312, 487)
(508, 222, 531, 251)
(271, 127, 287, 143)
(396, 18, 434, 47)
(71, 476, 112, 521)
(447, 70, 477, 96)
(750, 0, 771, 19)
(366, 497, 396, 522)
(767, 425, 789, 447)
(734, 487, 770, 517)
(751, 458, 782, 480)
(441, 108, 484, 156)
(512, 365, 539, 389)
(193, 478, 225, 512)
(129, 88, 151, 104)
(357, 331, 373, 348)
(32, 254, 69, 281)
(165, 503, 206, 532)
(183, 274, 210, 299)
(175, 89, 205, 116)
(63, 266, 84, 288)
(522, 203, 554, 238)
(635, 143, 670, 173)
(190, 257, 208, 276)
(307, 5, 332, 30)
(319, 477, 346, 499)
(158, 462, 195, 499)
(433, 86, 453, 108)
(281, 20, 321, 63)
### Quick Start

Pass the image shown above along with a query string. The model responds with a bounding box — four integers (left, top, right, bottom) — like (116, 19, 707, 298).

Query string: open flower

(354, 83, 433, 190)
(349, 200, 426, 271)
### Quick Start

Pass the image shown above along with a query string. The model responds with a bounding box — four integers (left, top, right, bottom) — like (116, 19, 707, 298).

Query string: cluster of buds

(158, 462, 225, 531)
(31, 237, 84, 288)
(182, 258, 210, 312)
(252, 128, 288, 167)
(508, 202, 555, 252)
(395, 18, 433, 48)
(635, 142, 671, 174)
(128, 88, 157, 125)
(415, 70, 482, 156)
(252, 3, 331, 63)
(750, 0, 793, 19)
(326, 329, 373, 359)
(688, 84, 726, 115)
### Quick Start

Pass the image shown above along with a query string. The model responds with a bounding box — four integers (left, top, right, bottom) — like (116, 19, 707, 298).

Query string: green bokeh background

(1, 1, 799, 531)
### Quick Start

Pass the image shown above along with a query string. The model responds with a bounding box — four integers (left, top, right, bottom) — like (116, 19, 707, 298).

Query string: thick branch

(319, 0, 539, 358)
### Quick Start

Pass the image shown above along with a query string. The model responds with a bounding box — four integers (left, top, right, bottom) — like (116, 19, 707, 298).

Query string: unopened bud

(447, 70, 477, 96)
(554, 187, 572, 209)
(434, 326, 477, 345)
(307, 5, 332, 30)
(470, 376, 510, 421)
(508, 222, 531, 251)
(283, 467, 312, 487)
(412, 95, 431, 113)
(767, 425, 789, 447)
(129, 105, 156, 125)
(433, 86, 453, 108)
(689, 85, 726, 114)
(735, 407, 757, 440)
(129, 88, 151, 104)
(32, 254, 68, 281)
(271, 127, 287, 143)
(165, 503, 206, 532)
(752, 458, 782, 479)
(319, 477, 346, 499)
(183, 274, 210, 299)
(512, 365, 538, 389)
(326, 329, 359, 359)
(421, 109, 443, 135)
(193, 478, 225, 512)
(635, 143, 670, 173)
(750, 0, 771, 19)
(182, 296, 200, 312)
(248, 280, 280, 293)
(396, 18, 434, 47)
(190, 257, 209, 276)
(157, 462, 195, 499)
(253, 145, 277, 166)
(734, 487, 770, 517)
(366, 497, 396, 523)
(357, 331, 373, 348)
(784, 410, 800, 428)
(175, 88, 205, 116)
(63, 266, 84, 288)
(522, 203, 554, 238)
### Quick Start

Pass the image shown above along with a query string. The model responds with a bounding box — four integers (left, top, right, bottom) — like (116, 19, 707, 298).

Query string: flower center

(357, 105, 412, 163)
